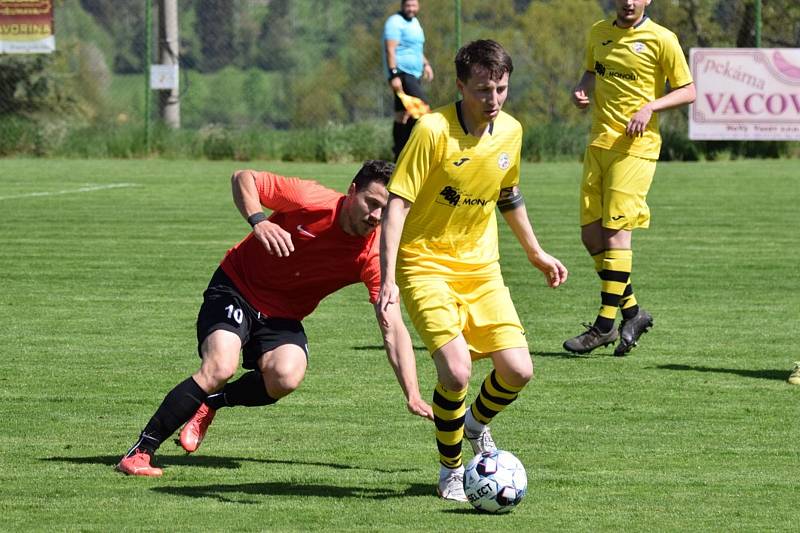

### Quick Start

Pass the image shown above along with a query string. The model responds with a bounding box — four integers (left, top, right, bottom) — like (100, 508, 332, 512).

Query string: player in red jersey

(118, 160, 432, 477)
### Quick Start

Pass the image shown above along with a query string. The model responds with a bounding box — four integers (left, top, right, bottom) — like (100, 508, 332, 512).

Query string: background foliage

(1, 0, 799, 160)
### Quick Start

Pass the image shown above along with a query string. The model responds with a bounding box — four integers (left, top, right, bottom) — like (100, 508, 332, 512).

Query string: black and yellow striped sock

(593, 250, 638, 321)
(469, 370, 524, 426)
(591, 250, 605, 276)
(593, 248, 632, 333)
(433, 383, 467, 469)
(619, 278, 639, 320)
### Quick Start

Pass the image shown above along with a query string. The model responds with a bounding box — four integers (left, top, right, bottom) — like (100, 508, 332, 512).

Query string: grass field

(0, 157, 798, 531)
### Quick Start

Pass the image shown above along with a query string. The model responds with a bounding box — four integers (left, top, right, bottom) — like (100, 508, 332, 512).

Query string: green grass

(0, 158, 797, 531)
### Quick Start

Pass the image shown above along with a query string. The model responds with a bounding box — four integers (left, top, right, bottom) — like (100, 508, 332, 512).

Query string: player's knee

(441, 364, 471, 391)
(261, 361, 305, 398)
(209, 362, 237, 386)
(269, 372, 304, 397)
(198, 355, 238, 387)
(509, 365, 534, 386)
(496, 356, 533, 388)
(194, 363, 236, 392)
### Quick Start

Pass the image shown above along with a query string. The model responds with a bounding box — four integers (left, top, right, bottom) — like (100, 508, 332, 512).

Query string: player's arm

(377, 193, 411, 328)
(374, 300, 433, 420)
(498, 186, 568, 288)
(422, 54, 434, 81)
(384, 38, 403, 93)
(231, 170, 294, 257)
(626, 82, 696, 136)
(572, 70, 595, 109)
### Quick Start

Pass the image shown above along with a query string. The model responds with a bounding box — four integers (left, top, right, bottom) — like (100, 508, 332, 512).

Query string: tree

(79, 0, 145, 73)
(195, 0, 235, 72)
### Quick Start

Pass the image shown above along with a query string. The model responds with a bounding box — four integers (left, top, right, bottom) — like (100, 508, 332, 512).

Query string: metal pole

(144, 0, 152, 152)
(754, 0, 761, 47)
(454, 0, 461, 52)
(158, 0, 180, 128)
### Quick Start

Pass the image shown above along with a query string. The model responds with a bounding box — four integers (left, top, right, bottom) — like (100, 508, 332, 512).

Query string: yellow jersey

(585, 16, 693, 159)
(389, 102, 522, 280)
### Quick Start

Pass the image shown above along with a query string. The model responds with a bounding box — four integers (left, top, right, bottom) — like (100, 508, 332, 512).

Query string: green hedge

(1, 114, 797, 162)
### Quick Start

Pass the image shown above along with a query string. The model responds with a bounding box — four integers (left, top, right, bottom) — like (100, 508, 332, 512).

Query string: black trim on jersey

(455, 101, 494, 137)
(613, 15, 649, 29)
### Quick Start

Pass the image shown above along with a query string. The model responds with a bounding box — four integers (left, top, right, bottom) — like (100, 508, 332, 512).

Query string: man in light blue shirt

(383, 0, 434, 159)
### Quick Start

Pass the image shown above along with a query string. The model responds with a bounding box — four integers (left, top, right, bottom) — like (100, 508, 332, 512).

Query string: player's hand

(529, 251, 568, 288)
(626, 104, 653, 136)
(389, 76, 403, 93)
(407, 397, 434, 421)
(253, 220, 294, 257)
(572, 87, 590, 109)
(423, 63, 434, 82)
(377, 281, 400, 328)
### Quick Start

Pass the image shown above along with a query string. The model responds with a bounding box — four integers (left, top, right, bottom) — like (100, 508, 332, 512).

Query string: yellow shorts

(580, 145, 657, 230)
(399, 276, 527, 357)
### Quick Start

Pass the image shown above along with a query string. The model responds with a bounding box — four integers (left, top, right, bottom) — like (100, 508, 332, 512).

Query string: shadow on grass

(441, 507, 485, 515)
(655, 364, 789, 381)
(151, 481, 432, 503)
(353, 344, 427, 351)
(42, 454, 416, 474)
(532, 350, 597, 359)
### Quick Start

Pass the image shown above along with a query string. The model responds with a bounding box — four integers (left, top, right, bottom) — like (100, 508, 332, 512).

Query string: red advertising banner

(0, 0, 54, 53)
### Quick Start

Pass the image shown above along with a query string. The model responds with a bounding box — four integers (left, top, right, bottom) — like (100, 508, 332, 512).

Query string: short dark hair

(454, 39, 513, 83)
(351, 160, 394, 191)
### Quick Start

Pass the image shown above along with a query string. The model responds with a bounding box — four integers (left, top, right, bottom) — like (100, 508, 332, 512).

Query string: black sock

(135, 377, 207, 454)
(213, 370, 277, 408)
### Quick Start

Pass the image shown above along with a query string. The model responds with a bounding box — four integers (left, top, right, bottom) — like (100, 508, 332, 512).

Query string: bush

(660, 124, 700, 161)
(0, 115, 39, 156)
(522, 122, 586, 162)
(200, 126, 236, 160)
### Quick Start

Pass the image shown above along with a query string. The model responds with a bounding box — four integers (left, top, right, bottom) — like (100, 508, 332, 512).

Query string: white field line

(0, 182, 139, 201)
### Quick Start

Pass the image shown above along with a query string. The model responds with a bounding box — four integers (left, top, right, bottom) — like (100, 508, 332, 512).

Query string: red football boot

(179, 403, 216, 453)
(117, 449, 163, 477)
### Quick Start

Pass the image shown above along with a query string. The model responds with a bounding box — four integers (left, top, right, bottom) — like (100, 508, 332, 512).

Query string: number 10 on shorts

(225, 304, 243, 325)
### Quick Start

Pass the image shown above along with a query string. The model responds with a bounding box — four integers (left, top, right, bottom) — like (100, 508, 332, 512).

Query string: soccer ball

(463, 450, 527, 514)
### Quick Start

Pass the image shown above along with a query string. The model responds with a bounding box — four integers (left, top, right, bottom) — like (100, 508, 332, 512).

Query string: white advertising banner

(689, 48, 800, 140)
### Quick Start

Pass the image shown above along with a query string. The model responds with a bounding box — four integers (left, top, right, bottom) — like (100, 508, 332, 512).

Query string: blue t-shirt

(382, 12, 425, 78)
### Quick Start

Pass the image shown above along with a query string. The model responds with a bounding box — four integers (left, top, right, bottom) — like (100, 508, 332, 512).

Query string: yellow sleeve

(584, 28, 595, 72)
(661, 31, 693, 88)
(501, 124, 522, 189)
(388, 115, 439, 203)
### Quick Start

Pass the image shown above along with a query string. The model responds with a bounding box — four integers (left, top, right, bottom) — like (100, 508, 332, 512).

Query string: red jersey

(220, 172, 381, 321)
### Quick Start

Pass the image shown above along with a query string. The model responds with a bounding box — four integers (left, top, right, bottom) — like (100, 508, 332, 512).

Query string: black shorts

(393, 72, 428, 112)
(196, 268, 309, 369)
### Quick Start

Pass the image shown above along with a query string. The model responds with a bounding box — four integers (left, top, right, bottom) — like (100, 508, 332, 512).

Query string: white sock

(439, 464, 464, 480)
(464, 407, 485, 435)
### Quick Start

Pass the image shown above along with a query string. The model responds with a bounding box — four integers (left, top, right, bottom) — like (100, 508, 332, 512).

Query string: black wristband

(247, 212, 267, 227)
(389, 68, 400, 79)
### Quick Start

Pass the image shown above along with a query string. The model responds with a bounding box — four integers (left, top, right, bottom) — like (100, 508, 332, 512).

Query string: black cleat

(563, 323, 619, 354)
(614, 309, 653, 357)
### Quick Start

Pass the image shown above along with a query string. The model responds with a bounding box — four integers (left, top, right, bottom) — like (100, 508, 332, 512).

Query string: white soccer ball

(463, 450, 528, 514)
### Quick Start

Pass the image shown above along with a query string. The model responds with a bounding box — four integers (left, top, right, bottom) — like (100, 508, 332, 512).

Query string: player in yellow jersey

(377, 40, 568, 502)
(564, 0, 695, 356)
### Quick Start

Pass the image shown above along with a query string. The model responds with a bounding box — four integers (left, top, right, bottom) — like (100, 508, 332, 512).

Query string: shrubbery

(2, 112, 797, 162)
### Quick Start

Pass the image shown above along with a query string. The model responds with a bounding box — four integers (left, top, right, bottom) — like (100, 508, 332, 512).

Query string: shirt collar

(456, 101, 494, 136)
